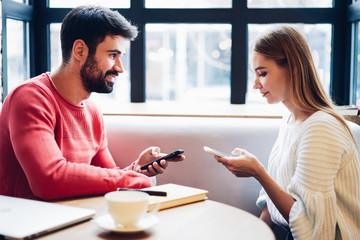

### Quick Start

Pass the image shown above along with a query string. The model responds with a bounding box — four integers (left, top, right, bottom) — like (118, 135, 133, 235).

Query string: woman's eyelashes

(258, 71, 267, 77)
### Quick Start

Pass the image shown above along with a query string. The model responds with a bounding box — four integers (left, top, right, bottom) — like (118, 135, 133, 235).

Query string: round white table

(39, 195, 275, 240)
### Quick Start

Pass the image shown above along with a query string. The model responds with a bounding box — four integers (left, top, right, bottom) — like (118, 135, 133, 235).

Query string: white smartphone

(203, 146, 230, 157)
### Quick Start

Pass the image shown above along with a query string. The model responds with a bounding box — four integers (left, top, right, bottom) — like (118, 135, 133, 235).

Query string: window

(145, 0, 231, 8)
(248, 0, 332, 8)
(1, 0, 354, 113)
(349, 1, 360, 106)
(49, 0, 130, 8)
(45, 1, 343, 108)
(357, 23, 360, 105)
(1, 1, 32, 100)
(353, 22, 360, 106)
(50, 24, 62, 71)
(12, 0, 28, 4)
(146, 24, 231, 103)
(6, 19, 29, 93)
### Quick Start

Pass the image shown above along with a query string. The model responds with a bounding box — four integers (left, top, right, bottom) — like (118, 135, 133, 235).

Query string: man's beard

(80, 55, 118, 94)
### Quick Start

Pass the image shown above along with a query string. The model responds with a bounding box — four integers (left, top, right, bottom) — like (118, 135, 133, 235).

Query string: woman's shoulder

(302, 111, 350, 140)
(305, 111, 340, 127)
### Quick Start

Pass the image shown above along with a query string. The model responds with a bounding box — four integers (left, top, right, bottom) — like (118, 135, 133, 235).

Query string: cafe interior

(1, 0, 360, 239)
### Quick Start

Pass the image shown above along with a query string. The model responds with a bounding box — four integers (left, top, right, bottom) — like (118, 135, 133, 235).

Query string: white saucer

(93, 214, 159, 233)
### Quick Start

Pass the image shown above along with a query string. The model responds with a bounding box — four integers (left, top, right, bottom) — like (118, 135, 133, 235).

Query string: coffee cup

(104, 191, 159, 228)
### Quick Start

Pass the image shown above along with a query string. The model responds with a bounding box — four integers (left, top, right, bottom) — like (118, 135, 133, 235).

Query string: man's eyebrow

(107, 49, 122, 54)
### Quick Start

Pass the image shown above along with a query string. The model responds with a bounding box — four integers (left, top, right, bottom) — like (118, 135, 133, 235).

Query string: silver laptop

(0, 195, 96, 239)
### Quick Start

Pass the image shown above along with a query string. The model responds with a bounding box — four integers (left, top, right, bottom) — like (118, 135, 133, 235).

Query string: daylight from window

(49, 0, 130, 8)
(248, 0, 332, 8)
(145, 0, 231, 8)
(47, 1, 334, 107)
(6, 19, 29, 94)
(356, 23, 360, 106)
(146, 24, 231, 103)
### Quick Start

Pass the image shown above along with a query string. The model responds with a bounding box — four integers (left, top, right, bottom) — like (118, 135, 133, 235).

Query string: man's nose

(114, 58, 124, 73)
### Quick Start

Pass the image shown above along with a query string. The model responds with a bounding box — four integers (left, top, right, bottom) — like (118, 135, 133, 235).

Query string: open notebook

(0, 195, 95, 240)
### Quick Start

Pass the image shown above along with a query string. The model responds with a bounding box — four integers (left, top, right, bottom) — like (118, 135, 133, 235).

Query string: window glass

(248, 0, 332, 8)
(247, 24, 332, 104)
(50, 24, 62, 71)
(6, 18, 29, 93)
(146, 0, 231, 8)
(11, 0, 29, 4)
(50, 24, 131, 105)
(146, 24, 231, 103)
(49, 0, 130, 8)
(356, 23, 360, 106)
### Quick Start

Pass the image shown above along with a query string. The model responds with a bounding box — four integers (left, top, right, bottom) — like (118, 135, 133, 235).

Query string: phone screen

(203, 146, 230, 157)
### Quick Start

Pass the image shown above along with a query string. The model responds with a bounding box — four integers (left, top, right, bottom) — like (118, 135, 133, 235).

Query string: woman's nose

(253, 78, 261, 89)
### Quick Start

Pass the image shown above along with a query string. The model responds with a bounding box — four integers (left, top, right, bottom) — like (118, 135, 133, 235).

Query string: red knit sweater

(0, 73, 151, 200)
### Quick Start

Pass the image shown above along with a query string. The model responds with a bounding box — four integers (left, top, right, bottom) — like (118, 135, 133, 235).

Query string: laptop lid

(0, 195, 96, 240)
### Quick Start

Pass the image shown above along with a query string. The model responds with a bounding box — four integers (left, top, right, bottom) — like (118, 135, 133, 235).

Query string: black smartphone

(140, 149, 184, 170)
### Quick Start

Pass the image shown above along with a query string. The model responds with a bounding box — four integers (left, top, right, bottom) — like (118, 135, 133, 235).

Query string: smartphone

(140, 149, 184, 170)
(203, 146, 230, 157)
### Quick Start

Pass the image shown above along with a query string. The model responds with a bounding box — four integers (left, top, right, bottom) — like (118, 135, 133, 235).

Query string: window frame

(0, 0, 354, 106)
(1, 0, 33, 100)
(348, 1, 360, 105)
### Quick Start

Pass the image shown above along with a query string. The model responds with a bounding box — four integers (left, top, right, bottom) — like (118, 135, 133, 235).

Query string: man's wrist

(131, 160, 138, 171)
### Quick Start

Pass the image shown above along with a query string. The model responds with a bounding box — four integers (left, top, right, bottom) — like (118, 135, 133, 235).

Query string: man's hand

(133, 147, 185, 177)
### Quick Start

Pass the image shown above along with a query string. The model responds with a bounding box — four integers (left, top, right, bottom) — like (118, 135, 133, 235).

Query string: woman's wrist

(253, 162, 266, 182)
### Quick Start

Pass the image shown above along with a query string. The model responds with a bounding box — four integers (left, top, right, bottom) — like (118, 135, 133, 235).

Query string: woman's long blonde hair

(252, 25, 355, 141)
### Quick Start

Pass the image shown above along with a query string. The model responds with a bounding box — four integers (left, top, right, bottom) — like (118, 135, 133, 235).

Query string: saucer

(93, 214, 159, 233)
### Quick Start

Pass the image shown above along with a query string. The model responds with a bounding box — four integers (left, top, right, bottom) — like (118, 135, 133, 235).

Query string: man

(0, 5, 184, 200)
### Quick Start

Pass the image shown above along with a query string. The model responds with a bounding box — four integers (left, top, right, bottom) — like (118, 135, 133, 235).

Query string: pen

(117, 188, 167, 197)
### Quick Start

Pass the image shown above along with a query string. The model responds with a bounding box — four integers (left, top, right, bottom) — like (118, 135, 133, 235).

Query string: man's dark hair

(60, 5, 138, 64)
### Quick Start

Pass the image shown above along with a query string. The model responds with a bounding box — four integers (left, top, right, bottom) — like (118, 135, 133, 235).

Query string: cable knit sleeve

(287, 114, 353, 239)
(256, 188, 267, 210)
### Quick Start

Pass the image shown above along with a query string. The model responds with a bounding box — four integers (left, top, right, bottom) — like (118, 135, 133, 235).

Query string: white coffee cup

(105, 191, 159, 228)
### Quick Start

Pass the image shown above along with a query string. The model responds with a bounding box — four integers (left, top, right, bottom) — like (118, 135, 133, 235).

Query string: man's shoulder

(5, 73, 56, 109)
(10, 73, 52, 97)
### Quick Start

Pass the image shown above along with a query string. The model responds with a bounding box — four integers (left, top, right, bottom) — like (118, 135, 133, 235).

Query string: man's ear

(72, 39, 88, 61)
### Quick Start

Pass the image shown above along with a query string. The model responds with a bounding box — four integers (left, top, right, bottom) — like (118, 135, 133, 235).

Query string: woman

(214, 26, 360, 239)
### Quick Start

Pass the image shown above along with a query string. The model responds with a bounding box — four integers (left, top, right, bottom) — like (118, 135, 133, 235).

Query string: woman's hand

(214, 148, 264, 178)
(216, 148, 295, 223)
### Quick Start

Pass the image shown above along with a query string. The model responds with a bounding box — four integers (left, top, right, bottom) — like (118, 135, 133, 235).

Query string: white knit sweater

(256, 111, 360, 240)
